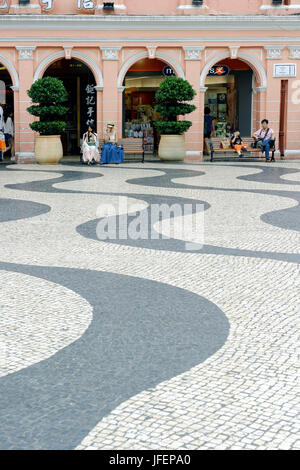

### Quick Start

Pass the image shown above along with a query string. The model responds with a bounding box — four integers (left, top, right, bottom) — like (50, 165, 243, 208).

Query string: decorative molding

(183, 46, 204, 61)
(118, 86, 125, 92)
(16, 46, 36, 61)
(200, 86, 208, 93)
(0, 15, 299, 32)
(63, 46, 73, 60)
(100, 46, 121, 60)
(260, 4, 300, 10)
(0, 37, 300, 44)
(264, 46, 284, 60)
(10, 85, 19, 92)
(33, 50, 104, 87)
(229, 46, 240, 59)
(146, 46, 157, 59)
(94, 85, 103, 91)
(288, 46, 300, 60)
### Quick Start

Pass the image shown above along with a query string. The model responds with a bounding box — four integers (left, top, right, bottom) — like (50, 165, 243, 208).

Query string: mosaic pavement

(0, 160, 299, 450)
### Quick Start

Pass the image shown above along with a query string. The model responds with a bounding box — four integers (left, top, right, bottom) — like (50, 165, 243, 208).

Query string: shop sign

(85, 84, 96, 128)
(40, 1, 97, 10)
(273, 64, 296, 78)
(163, 66, 176, 77)
(208, 65, 229, 77)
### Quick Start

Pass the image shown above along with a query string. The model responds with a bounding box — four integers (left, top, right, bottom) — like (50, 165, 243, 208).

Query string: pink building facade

(0, 0, 300, 162)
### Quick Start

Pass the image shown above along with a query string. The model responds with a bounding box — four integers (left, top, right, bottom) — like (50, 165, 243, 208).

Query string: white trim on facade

(0, 38, 299, 44)
(33, 50, 104, 87)
(260, 5, 300, 9)
(0, 53, 19, 89)
(117, 50, 185, 88)
(0, 15, 299, 31)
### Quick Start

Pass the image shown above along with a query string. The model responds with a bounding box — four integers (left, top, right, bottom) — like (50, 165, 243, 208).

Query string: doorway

(44, 58, 97, 156)
(123, 58, 176, 154)
(0, 62, 14, 162)
(204, 58, 253, 137)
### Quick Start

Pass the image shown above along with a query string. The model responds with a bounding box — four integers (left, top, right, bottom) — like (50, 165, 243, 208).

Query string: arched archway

(118, 51, 185, 89)
(203, 56, 262, 142)
(34, 51, 103, 88)
(0, 54, 19, 90)
(200, 51, 266, 89)
(121, 56, 181, 153)
(43, 58, 98, 156)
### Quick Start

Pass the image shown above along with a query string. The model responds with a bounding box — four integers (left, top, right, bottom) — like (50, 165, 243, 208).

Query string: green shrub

(27, 77, 68, 136)
(154, 77, 196, 135)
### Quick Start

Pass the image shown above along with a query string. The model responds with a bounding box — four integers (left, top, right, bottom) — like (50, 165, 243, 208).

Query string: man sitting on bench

(253, 119, 275, 162)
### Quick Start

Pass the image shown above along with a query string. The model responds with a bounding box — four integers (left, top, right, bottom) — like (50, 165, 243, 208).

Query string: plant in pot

(154, 76, 196, 161)
(27, 76, 68, 164)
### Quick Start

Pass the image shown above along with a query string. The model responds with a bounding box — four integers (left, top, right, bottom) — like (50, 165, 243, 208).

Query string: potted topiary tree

(27, 76, 68, 164)
(154, 76, 196, 161)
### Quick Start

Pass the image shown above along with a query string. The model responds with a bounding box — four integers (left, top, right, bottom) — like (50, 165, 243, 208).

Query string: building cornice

(0, 15, 299, 31)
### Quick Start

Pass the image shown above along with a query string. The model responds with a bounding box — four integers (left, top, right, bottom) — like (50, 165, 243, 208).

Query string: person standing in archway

(4, 110, 14, 162)
(0, 103, 5, 161)
(203, 107, 216, 155)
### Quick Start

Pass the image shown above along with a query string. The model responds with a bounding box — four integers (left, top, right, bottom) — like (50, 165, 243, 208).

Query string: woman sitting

(101, 123, 124, 165)
(82, 126, 100, 165)
(231, 130, 248, 157)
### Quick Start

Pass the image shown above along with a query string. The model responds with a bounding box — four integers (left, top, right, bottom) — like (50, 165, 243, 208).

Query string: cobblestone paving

(0, 161, 299, 450)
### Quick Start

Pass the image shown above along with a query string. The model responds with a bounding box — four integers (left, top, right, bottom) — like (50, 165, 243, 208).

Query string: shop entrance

(0, 62, 14, 161)
(204, 58, 253, 137)
(44, 58, 97, 156)
(123, 58, 176, 154)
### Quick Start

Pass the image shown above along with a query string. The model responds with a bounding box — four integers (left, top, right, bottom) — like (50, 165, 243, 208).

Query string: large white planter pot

(158, 134, 185, 161)
(35, 135, 63, 165)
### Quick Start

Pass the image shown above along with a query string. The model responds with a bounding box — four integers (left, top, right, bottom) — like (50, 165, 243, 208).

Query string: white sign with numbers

(273, 64, 296, 78)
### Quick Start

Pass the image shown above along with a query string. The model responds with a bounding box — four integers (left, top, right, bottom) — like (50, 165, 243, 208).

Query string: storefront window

(123, 58, 176, 154)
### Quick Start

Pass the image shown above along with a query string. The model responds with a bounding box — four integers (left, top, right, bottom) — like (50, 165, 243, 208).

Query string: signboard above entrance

(163, 66, 175, 77)
(208, 65, 229, 77)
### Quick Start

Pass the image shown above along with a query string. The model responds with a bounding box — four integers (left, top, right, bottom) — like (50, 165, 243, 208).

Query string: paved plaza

(0, 159, 299, 450)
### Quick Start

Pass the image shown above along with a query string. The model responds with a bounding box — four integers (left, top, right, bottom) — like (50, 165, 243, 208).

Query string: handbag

(220, 140, 230, 149)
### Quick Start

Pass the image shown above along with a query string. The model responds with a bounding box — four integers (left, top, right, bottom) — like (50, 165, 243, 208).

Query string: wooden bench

(209, 136, 276, 162)
(118, 138, 145, 163)
(81, 138, 144, 163)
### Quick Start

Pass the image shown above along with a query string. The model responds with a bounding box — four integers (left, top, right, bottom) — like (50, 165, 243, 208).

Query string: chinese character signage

(77, 0, 95, 8)
(39, 1, 97, 11)
(83, 83, 96, 130)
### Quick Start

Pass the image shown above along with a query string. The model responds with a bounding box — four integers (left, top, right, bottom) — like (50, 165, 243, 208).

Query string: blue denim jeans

(260, 138, 271, 160)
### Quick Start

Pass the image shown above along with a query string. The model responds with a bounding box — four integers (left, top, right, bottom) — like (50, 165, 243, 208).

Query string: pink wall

(0, 1, 299, 160)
